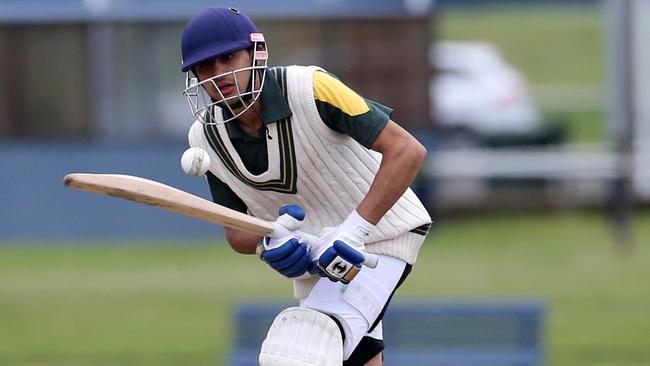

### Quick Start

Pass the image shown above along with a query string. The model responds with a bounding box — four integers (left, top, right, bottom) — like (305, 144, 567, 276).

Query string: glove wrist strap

(341, 210, 376, 243)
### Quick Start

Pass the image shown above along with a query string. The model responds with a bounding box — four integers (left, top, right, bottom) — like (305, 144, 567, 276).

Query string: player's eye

(220, 53, 235, 63)
(196, 60, 212, 72)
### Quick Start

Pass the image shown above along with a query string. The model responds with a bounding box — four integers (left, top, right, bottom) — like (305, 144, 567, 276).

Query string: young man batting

(180, 7, 432, 366)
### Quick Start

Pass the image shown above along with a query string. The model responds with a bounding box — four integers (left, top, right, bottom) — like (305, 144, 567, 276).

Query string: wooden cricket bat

(63, 173, 378, 268)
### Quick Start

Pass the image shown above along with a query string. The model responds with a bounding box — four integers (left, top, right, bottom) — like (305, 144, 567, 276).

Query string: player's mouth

(218, 84, 235, 96)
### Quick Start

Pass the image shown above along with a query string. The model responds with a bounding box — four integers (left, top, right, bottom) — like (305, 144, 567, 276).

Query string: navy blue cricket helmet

(181, 7, 259, 72)
(180, 7, 269, 125)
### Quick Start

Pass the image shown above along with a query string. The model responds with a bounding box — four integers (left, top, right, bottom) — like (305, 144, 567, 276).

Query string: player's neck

(235, 101, 263, 137)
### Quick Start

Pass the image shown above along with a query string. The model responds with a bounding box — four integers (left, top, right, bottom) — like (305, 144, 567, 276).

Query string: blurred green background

(2, 212, 649, 366)
(2, 1, 649, 366)
(439, 5, 605, 143)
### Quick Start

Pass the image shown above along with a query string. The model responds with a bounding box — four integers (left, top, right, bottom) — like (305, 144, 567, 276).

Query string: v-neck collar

(224, 70, 292, 140)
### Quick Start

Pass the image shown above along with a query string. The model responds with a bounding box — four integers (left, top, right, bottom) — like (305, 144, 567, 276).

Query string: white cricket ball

(181, 147, 211, 176)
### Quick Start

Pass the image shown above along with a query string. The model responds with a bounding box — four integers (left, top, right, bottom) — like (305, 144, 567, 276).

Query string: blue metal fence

(229, 300, 545, 366)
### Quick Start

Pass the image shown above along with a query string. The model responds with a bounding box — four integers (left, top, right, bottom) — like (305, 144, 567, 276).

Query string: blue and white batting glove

(316, 240, 366, 284)
(257, 205, 317, 278)
(310, 210, 376, 283)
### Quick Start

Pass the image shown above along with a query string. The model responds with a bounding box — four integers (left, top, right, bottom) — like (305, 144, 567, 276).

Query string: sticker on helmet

(255, 51, 268, 60)
(250, 33, 265, 42)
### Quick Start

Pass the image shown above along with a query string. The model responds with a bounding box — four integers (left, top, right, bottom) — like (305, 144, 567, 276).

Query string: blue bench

(228, 301, 545, 366)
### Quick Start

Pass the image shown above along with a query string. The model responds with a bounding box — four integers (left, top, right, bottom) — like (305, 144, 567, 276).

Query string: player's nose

(211, 59, 232, 76)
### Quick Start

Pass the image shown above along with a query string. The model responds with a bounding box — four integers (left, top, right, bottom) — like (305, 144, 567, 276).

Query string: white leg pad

(259, 307, 343, 366)
(302, 255, 406, 359)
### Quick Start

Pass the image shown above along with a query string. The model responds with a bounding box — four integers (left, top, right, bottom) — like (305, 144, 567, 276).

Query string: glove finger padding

(260, 238, 301, 262)
(258, 204, 321, 279)
(259, 238, 314, 278)
(280, 252, 312, 278)
(269, 245, 308, 271)
(276, 205, 305, 230)
(317, 240, 365, 284)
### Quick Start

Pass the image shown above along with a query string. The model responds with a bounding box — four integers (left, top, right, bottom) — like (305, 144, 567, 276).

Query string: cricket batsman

(180, 7, 432, 366)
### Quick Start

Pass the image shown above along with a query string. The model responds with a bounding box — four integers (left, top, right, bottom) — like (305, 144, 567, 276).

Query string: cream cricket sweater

(189, 65, 431, 298)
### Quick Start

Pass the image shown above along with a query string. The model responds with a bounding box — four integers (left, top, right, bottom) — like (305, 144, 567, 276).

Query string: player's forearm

(357, 137, 427, 224)
(225, 227, 263, 254)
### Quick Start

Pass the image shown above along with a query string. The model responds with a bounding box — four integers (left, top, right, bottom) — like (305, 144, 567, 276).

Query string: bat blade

(63, 173, 379, 268)
(63, 173, 275, 235)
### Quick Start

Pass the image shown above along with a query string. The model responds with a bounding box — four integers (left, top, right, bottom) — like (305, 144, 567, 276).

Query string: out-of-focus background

(1, 0, 649, 365)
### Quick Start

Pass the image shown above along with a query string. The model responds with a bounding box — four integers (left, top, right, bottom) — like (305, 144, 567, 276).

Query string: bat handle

(296, 230, 379, 269)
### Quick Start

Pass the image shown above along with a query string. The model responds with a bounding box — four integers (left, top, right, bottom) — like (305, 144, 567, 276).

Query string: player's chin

(220, 95, 254, 110)
(215, 98, 242, 109)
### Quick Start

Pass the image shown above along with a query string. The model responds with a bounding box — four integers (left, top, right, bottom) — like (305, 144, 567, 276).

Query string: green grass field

(1, 211, 649, 366)
(439, 5, 604, 85)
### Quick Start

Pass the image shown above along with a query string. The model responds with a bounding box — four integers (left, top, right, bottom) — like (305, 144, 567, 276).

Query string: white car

(430, 41, 542, 138)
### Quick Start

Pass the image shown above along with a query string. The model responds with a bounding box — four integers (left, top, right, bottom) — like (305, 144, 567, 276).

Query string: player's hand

(316, 240, 365, 284)
(256, 205, 317, 278)
(258, 238, 316, 278)
(310, 210, 376, 282)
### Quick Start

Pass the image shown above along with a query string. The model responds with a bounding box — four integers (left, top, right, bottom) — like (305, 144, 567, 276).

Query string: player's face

(194, 49, 253, 106)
